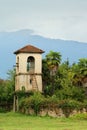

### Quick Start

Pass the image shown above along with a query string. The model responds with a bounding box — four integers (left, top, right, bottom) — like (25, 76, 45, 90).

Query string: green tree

(53, 60, 86, 101)
(7, 68, 15, 88)
(44, 51, 61, 95)
(42, 59, 50, 90)
(0, 69, 15, 111)
(71, 58, 87, 87)
(46, 51, 61, 75)
(6, 69, 16, 102)
(78, 58, 87, 76)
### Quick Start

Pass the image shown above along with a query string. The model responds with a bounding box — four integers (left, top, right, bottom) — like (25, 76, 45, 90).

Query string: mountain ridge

(0, 29, 87, 79)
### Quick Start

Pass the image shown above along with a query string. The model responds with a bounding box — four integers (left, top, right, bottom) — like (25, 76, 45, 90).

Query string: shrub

(55, 86, 86, 102)
(15, 90, 34, 99)
(19, 92, 45, 115)
(19, 93, 85, 117)
(58, 99, 83, 110)
(0, 107, 6, 113)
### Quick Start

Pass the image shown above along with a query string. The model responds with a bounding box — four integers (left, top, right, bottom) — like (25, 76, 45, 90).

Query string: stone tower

(14, 45, 44, 92)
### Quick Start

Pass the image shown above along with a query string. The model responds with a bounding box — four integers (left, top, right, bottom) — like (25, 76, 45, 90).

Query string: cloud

(0, 0, 87, 42)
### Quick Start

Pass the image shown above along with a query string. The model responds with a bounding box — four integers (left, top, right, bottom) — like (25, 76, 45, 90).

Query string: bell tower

(14, 45, 44, 92)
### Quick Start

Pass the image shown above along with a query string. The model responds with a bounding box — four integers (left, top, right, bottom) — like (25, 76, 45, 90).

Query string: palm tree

(46, 50, 61, 76)
(71, 59, 87, 87)
(45, 51, 61, 95)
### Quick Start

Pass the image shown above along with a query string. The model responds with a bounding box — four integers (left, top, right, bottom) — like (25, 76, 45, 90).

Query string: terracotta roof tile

(14, 45, 45, 54)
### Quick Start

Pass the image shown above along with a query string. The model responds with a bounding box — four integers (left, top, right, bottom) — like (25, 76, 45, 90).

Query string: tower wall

(15, 53, 43, 92)
(16, 53, 42, 74)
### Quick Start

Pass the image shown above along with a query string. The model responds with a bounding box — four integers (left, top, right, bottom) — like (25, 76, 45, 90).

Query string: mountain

(0, 29, 87, 79)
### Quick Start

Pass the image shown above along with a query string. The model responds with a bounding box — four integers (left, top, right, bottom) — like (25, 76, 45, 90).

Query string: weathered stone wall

(20, 107, 87, 118)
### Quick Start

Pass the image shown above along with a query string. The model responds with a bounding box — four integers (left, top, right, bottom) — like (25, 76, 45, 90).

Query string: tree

(42, 59, 50, 88)
(6, 69, 16, 101)
(78, 58, 87, 76)
(7, 68, 15, 87)
(71, 58, 87, 87)
(46, 51, 61, 75)
(44, 51, 61, 95)
(0, 69, 15, 111)
(54, 61, 86, 101)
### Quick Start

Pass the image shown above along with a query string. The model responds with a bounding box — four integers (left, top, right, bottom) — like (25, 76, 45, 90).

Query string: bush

(19, 92, 45, 115)
(0, 107, 6, 113)
(58, 99, 83, 110)
(15, 90, 34, 99)
(19, 93, 86, 117)
(55, 86, 86, 102)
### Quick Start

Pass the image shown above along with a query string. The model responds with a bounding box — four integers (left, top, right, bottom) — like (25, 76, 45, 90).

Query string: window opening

(27, 56, 35, 73)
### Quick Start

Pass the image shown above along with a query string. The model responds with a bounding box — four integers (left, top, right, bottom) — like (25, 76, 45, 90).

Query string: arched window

(27, 56, 35, 73)
(16, 56, 19, 72)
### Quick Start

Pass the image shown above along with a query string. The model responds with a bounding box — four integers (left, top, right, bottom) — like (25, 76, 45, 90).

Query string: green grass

(0, 112, 87, 130)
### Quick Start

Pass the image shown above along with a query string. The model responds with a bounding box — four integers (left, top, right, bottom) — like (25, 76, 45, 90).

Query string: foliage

(19, 92, 87, 116)
(55, 86, 86, 101)
(0, 51, 87, 113)
(15, 90, 34, 98)
(19, 92, 45, 115)
(0, 69, 15, 111)
(58, 99, 83, 109)
(43, 51, 62, 95)
(46, 50, 61, 69)
(0, 79, 14, 103)
(42, 59, 51, 87)
(43, 57, 87, 99)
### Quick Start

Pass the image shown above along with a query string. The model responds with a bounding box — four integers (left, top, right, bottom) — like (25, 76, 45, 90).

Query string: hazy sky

(0, 0, 87, 42)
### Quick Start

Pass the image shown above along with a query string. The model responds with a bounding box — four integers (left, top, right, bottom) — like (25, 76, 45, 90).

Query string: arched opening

(16, 56, 19, 72)
(27, 56, 35, 73)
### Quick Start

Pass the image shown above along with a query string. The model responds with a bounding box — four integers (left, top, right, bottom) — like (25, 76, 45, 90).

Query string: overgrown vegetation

(0, 69, 15, 112)
(0, 51, 87, 114)
(19, 91, 87, 117)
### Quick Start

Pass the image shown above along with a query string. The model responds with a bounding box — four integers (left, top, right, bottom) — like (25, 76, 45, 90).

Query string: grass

(0, 112, 87, 130)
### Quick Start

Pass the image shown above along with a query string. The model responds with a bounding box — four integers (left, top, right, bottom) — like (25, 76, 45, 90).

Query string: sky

(0, 0, 87, 42)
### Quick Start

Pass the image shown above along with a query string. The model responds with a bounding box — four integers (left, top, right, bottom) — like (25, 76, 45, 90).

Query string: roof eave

(14, 51, 45, 54)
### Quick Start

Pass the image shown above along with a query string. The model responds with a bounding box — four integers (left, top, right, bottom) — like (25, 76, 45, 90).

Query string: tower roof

(14, 45, 45, 54)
